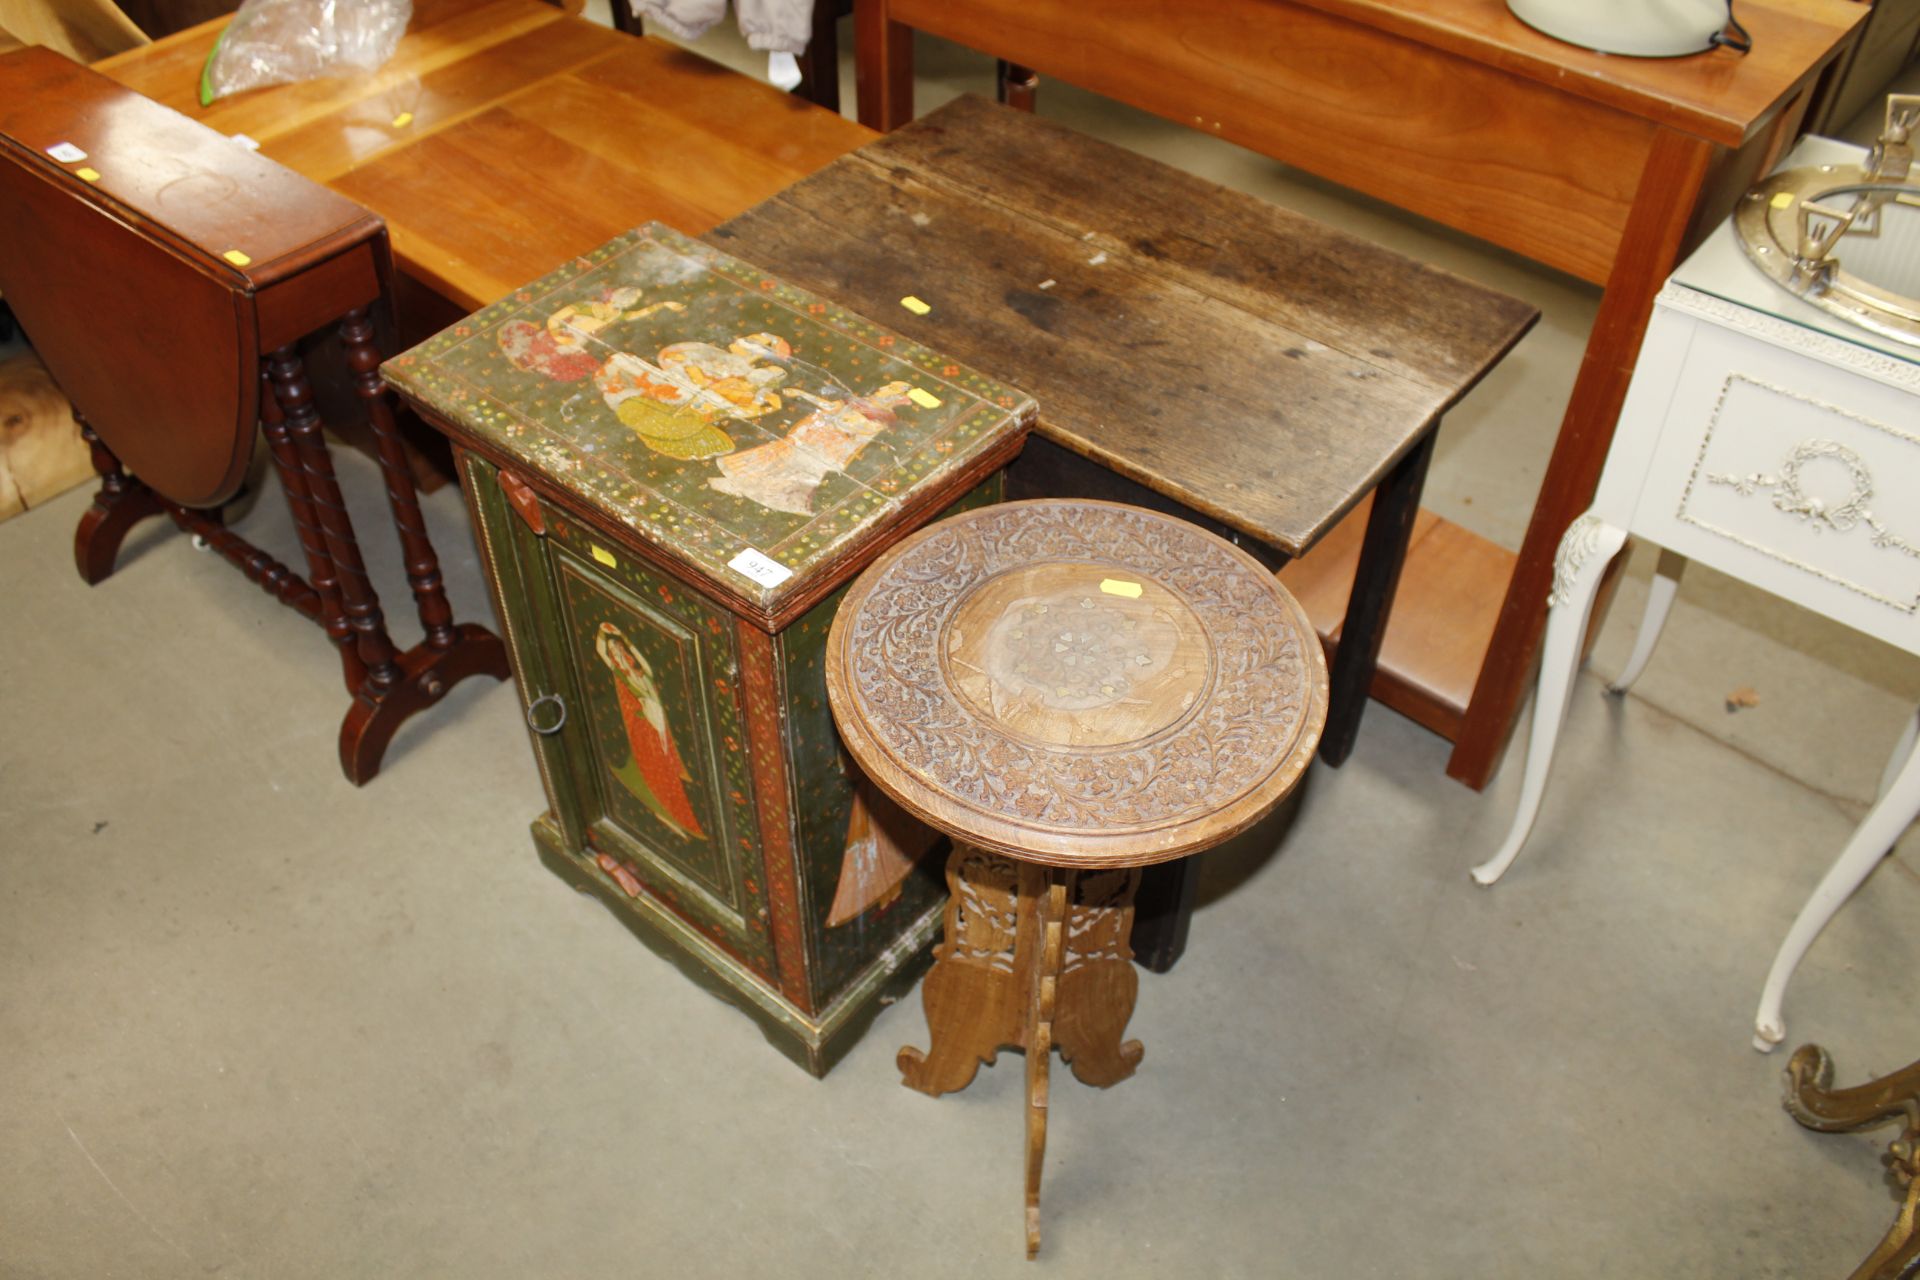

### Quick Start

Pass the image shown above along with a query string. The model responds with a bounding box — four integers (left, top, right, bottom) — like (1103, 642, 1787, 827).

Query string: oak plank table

(825, 498, 1328, 1256)
(95, 0, 876, 321)
(712, 95, 1536, 965)
(852, 0, 1867, 788)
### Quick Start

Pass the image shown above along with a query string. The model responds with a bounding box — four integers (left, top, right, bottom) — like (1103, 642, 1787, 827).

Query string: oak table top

(713, 95, 1537, 562)
(96, 0, 876, 313)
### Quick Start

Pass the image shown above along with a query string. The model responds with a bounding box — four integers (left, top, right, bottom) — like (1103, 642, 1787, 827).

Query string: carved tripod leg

(260, 366, 361, 692)
(1786, 1045, 1920, 1280)
(72, 413, 165, 585)
(339, 307, 457, 650)
(1054, 866, 1145, 1088)
(899, 845, 1027, 1097)
(1024, 867, 1067, 1259)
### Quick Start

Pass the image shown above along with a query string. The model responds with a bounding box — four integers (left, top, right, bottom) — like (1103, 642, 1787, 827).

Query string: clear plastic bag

(199, 0, 412, 105)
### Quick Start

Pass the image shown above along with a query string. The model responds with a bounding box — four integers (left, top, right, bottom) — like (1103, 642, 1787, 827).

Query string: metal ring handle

(525, 693, 567, 735)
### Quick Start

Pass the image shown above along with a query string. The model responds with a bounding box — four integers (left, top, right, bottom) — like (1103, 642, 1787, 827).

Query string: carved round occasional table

(824, 498, 1328, 1256)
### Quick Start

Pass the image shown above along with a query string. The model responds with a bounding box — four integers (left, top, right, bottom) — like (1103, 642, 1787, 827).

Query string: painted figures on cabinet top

(498, 278, 915, 518)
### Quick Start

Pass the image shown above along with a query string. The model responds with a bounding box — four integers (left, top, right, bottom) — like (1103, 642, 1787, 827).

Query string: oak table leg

(1785, 1045, 1920, 1280)
(1321, 428, 1436, 767)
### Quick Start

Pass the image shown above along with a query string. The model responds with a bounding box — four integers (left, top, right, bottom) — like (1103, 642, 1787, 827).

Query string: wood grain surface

(99, 0, 875, 312)
(825, 500, 1329, 869)
(713, 96, 1536, 558)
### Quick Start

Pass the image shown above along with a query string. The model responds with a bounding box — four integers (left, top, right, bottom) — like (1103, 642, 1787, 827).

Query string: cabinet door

(476, 457, 776, 974)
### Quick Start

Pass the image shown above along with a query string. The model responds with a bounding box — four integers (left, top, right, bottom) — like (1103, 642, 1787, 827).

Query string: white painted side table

(1476, 136, 1920, 1053)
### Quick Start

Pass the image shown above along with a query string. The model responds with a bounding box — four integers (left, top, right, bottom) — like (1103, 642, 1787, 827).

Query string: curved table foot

(1785, 1045, 1920, 1280)
(73, 418, 167, 585)
(338, 622, 508, 785)
(1753, 715, 1920, 1052)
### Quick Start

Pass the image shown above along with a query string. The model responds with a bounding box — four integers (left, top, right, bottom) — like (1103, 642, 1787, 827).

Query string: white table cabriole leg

(1607, 548, 1686, 696)
(1753, 713, 1920, 1053)
(1473, 512, 1629, 887)
(1879, 708, 1920, 805)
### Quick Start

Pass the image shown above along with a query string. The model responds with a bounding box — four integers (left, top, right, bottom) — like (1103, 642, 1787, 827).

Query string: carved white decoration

(1549, 513, 1611, 609)
(1705, 439, 1920, 559)
(1658, 284, 1920, 394)
(1676, 372, 1920, 613)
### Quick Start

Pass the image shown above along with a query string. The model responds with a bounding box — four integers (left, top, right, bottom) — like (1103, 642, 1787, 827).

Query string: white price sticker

(46, 142, 87, 163)
(728, 547, 793, 589)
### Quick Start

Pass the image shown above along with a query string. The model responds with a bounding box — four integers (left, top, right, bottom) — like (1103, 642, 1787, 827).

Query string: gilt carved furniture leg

(1754, 715, 1920, 1052)
(72, 414, 165, 585)
(899, 845, 1028, 1097)
(1785, 1045, 1920, 1280)
(1472, 512, 1628, 887)
(1024, 869, 1067, 1258)
(1607, 547, 1686, 697)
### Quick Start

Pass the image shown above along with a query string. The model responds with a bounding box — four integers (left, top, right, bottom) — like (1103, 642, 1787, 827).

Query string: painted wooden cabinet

(385, 226, 1035, 1073)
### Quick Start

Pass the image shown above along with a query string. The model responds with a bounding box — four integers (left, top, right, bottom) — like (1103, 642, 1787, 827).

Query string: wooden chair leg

(72, 413, 165, 585)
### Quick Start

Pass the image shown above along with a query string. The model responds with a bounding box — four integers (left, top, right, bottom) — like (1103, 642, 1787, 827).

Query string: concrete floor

(5, 18, 1920, 1278)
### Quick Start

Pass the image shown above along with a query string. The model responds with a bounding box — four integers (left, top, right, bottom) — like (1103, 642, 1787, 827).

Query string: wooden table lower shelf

(1280, 501, 1512, 742)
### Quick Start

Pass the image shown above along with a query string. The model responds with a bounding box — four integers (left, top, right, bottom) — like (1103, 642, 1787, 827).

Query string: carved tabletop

(824, 497, 1328, 1256)
(827, 498, 1329, 868)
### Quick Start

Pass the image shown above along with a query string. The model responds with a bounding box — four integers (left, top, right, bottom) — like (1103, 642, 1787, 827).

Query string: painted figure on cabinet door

(594, 621, 706, 840)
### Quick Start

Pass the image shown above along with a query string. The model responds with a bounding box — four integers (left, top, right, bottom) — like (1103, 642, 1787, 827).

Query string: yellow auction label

(899, 295, 931, 315)
(392, 111, 414, 128)
(591, 545, 617, 568)
(75, 167, 100, 182)
(1770, 191, 1795, 210)
(222, 249, 252, 267)
(1099, 579, 1144, 598)
(907, 387, 942, 409)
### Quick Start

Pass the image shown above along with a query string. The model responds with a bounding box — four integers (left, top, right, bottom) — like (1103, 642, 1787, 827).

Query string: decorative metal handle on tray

(526, 693, 567, 735)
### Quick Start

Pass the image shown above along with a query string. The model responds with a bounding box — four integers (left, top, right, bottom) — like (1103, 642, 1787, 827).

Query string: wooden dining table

(97, 0, 875, 321)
